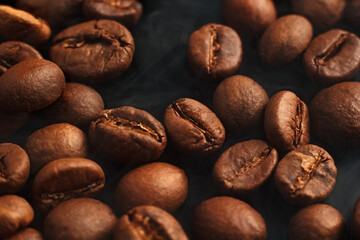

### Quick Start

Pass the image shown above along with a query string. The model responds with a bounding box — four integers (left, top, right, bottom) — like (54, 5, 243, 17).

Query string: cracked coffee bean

(274, 144, 337, 205)
(115, 205, 189, 240)
(4, 228, 42, 240)
(289, 204, 345, 240)
(212, 140, 278, 195)
(0, 112, 30, 137)
(187, 23, 242, 81)
(43, 198, 117, 240)
(164, 98, 225, 157)
(192, 196, 267, 240)
(50, 19, 135, 84)
(89, 106, 167, 165)
(353, 196, 360, 239)
(303, 29, 360, 86)
(264, 91, 310, 153)
(33, 158, 105, 211)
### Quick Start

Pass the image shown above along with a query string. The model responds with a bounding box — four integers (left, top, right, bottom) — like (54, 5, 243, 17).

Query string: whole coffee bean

(25, 123, 89, 174)
(274, 144, 337, 205)
(0, 5, 51, 46)
(33, 158, 105, 211)
(43, 82, 104, 128)
(5, 228, 42, 240)
(346, 0, 360, 28)
(303, 29, 360, 86)
(0, 59, 66, 113)
(213, 75, 268, 133)
(164, 98, 225, 156)
(89, 106, 166, 165)
(192, 196, 267, 240)
(0, 195, 34, 239)
(310, 82, 360, 146)
(289, 204, 345, 240)
(353, 196, 360, 239)
(212, 140, 278, 195)
(223, 0, 276, 36)
(115, 162, 188, 213)
(258, 15, 313, 67)
(264, 91, 310, 153)
(114, 205, 188, 240)
(83, 0, 143, 27)
(187, 23, 242, 81)
(43, 198, 117, 240)
(50, 19, 134, 84)
(0, 111, 29, 137)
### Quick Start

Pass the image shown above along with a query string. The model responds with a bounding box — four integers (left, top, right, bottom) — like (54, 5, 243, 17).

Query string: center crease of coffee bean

(0, 155, 8, 178)
(128, 212, 169, 240)
(207, 25, 220, 74)
(293, 101, 303, 147)
(93, 0, 137, 10)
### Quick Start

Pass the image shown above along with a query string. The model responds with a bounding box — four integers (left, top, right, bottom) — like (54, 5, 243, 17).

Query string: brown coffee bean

(50, 19, 134, 84)
(89, 106, 167, 165)
(0, 5, 51, 46)
(33, 158, 105, 211)
(114, 205, 189, 240)
(43, 198, 117, 240)
(187, 23, 242, 81)
(192, 196, 267, 240)
(353, 196, 360, 239)
(115, 162, 188, 213)
(0, 195, 34, 239)
(264, 91, 310, 153)
(25, 123, 89, 174)
(213, 75, 268, 133)
(212, 140, 278, 195)
(303, 29, 360, 86)
(164, 98, 225, 156)
(346, 0, 360, 28)
(258, 15, 313, 67)
(0, 59, 66, 113)
(4, 228, 42, 240)
(289, 204, 345, 240)
(274, 144, 337, 205)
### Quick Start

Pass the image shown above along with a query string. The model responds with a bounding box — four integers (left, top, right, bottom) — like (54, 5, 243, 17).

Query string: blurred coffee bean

(4, 228, 42, 240)
(353, 196, 360, 239)
(346, 0, 360, 28)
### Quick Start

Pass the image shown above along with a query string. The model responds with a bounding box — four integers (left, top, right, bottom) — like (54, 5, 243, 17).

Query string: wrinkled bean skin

(353, 196, 360, 239)
(4, 228, 42, 240)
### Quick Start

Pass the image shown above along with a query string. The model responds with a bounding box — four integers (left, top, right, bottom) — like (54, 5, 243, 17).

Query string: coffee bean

(164, 98, 225, 156)
(274, 144, 337, 205)
(43, 198, 117, 240)
(288, 204, 345, 240)
(115, 162, 188, 213)
(192, 196, 267, 240)
(4, 228, 42, 240)
(303, 29, 360, 86)
(310, 82, 360, 146)
(264, 91, 310, 153)
(213, 75, 268, 133)
(50, 19, 134, 84)
(0, 195, 34, 239)
(258, 15, 313, 67)
(115, 205, 189, 240)
(0, 5, 51, 46)
(187, 23, 242, 81)
(89, 106, 167, 165)
(346, 0, 360, 28)
(353, 196, 360, 239)
(0, 59, 66, 113)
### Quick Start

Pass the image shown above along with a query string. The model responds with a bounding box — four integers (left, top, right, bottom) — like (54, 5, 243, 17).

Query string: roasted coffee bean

(115, 162, 188, 213)
(115, 205, 188, 240)
(274, 144, 337, 205)
(264, 91, 310, 153)
(192, 196, 267, 240)
(89, 106, 166, 165)
(5, 228, 42, 240)
(164, 98, 225, 156)
(310, 82, 360, 146)
(83, 0, 143, 27)
(187, 23, 242, 81)
(0, 195, 34, 239)
(33, 158, 105, 211)
(288, 204, 345, 240)
(25, 123, 89, 174)
(303, 29, 360, 86)
(213, 75, 268, 133)
(258, 15, 313, 67)
(212, 140, 278, 195)
(0, 143, 30, 195)
(0, 111, 30, 137)
(223, 0, 276, 36)
(0, 5, 50, 46)
(50, 19, 134, 84)
(43, 198, 117, 240)
(346, 0, 360, 28)
(0, 59, 65, 113)
(353, 196, 360, 239)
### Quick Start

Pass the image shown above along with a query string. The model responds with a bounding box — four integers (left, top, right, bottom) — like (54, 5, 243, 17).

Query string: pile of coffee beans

(0, 0, 359, 239)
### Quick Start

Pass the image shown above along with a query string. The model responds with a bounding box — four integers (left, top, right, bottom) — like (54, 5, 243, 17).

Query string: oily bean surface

(4, 228, 42, 240)
(353, 196, 360, 239)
